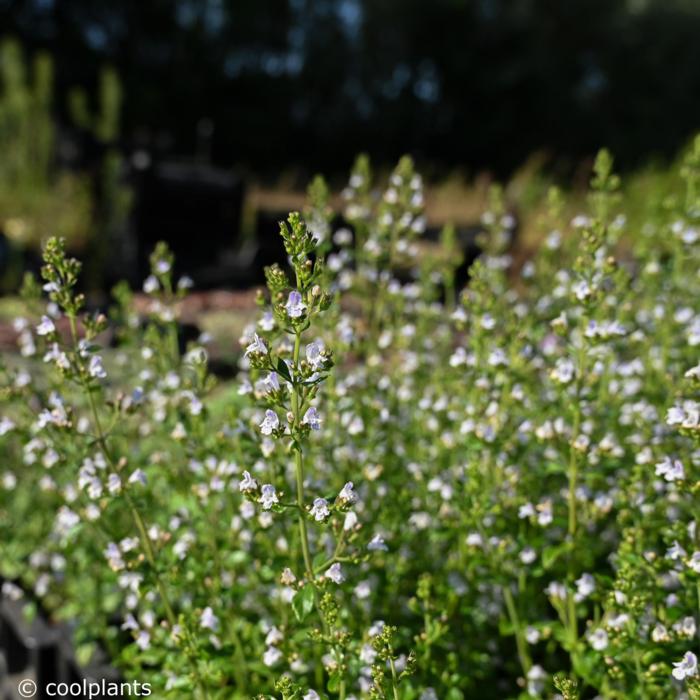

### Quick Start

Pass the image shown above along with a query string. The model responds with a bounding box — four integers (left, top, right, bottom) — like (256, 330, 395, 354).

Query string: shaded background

(3, 0, 700, 177)
(1, 0, 700, 298)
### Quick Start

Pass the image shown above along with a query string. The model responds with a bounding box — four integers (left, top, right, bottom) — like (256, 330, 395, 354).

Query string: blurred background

(0, 0, 699, 298)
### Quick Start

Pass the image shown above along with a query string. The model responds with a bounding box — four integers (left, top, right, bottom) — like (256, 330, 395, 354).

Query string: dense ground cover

(1, 145, 699, 699)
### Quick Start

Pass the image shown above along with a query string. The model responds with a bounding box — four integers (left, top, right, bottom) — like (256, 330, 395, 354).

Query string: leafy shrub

(1, 143, 699, 699)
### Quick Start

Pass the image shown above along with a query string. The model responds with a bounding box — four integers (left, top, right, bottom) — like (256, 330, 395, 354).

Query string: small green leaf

(276, 358, 292, 382)
(292, 584, 315, 622)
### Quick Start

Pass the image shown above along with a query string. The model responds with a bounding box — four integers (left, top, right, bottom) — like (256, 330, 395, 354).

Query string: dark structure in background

(1, 0, 700, 179)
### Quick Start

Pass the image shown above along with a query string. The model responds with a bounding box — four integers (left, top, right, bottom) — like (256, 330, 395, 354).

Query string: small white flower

(107, 474, 122, 495)
(338, 481, 357, 504)
(368, 534, 388, 552)
(245, 333, 268, 356)
(574, 573, 595, 601)
(303, 691, 320, 700)
(260, 484, 279, 510)
(671, 651, 698, 681)
(239, 471, 258, 494)
(128, 469, 147, 486)
(280, 568, 296, 585)
(344, 511, 358, 531)
(265, 626, 284, 645)
(88, 355, 107, 379)
(263, 645, 283, 667)
(200, 606, 220, 631)
(143, 275, 159, 294)
(285, 290, 306, 318)
(302, 407, 321, 430)
(325, 562, 345, 584)
(588, 628, 608, 651)
(259, 410, 279, 435)
(36, 315, 56, 336)
(551, 358, 575, 384)
(687, 551, 700, 573)
(135, 630, 151, 650)
(310, 498, 330, 522)
(306, 341, 326, 370)
(0, 417, 16, 435)
(655, 456, 685, 482)
(263, 371, 281, 393)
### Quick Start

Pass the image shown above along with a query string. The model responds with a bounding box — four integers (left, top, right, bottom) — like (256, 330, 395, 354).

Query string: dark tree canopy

(1, 0, 699, 177)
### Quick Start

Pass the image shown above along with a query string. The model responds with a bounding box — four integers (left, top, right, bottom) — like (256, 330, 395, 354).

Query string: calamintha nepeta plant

(0, 142, 699, 699)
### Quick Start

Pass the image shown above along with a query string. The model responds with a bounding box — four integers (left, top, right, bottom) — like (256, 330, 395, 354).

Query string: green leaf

(543, 542, 570, 570)
(292, 584, 315, 622)
(276, 358, 292, 383)
(327, 672, 341, 692)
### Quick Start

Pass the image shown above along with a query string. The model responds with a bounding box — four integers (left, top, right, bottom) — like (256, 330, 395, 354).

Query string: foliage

(0, 38, 130, 291)
(1, 143, 700, 699)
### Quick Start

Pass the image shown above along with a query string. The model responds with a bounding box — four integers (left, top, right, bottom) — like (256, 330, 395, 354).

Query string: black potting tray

(0, 583, 120, 700)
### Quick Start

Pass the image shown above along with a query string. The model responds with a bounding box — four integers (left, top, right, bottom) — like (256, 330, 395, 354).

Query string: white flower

(143, 275, 159, 293)
(0, 417, 16, 435)
(260, 484, 279, 510)
(306, 341, 325, 370)
(685, 362, 700, 379)
(671, 651, 698, 681)
(200, 606, 219, 631)
(673, 617, 697, 639)
(310, 498, 330, 522)
(177, 275, 193, 290)
(302, 407, 322, 430)
(303, 692, 320, 700)
(667, 541, 687, 560)
(338, 481, 357, 504)
(263, 645, 283, 667)
(128, 469, 147, 486)
(107, 474, 122, 495)
(136, 630, 151, 650)
(104, 543, 125, 571)
(88, 355, 107, 379)
(368, 534, 388, 552)
(651, 624, 670, 642)
(574, 573, 595, 601)
(688, 551, 700, 573)
(551, 358, 575, 384)
(36, 315, 55, 336)
(526, 665, 547, 696)
(588, 628, 608, 651)
(655, 456, 685, 481)
(259, 410, 279, 435)
(239, 471, 258, 494)
(520, 547, 537, 564)
(280, 568, 296, 585)
(263, 372, 280, 393)
(525, 626, 540, 644)
(285, 290, 306, 318)
(344, 511, 358, 531)
(325, 562, 345, 584)
(245, 333, 268, 356)
(545, 581, 567, 600)
(265, 626, 284, 646)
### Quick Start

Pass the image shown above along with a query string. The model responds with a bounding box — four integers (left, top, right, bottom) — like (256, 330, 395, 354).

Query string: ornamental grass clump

(1, 140, 700, 699)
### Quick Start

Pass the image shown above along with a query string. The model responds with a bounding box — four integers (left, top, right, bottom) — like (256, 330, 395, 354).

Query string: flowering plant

(1, 143, 700, 699)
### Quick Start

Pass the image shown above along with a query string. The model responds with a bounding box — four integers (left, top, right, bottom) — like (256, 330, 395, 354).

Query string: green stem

(388, 656, 400, 700)
(503, 586, 532, 674)
(67, 314, 209, 700)
(290, 328, 346, 699)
